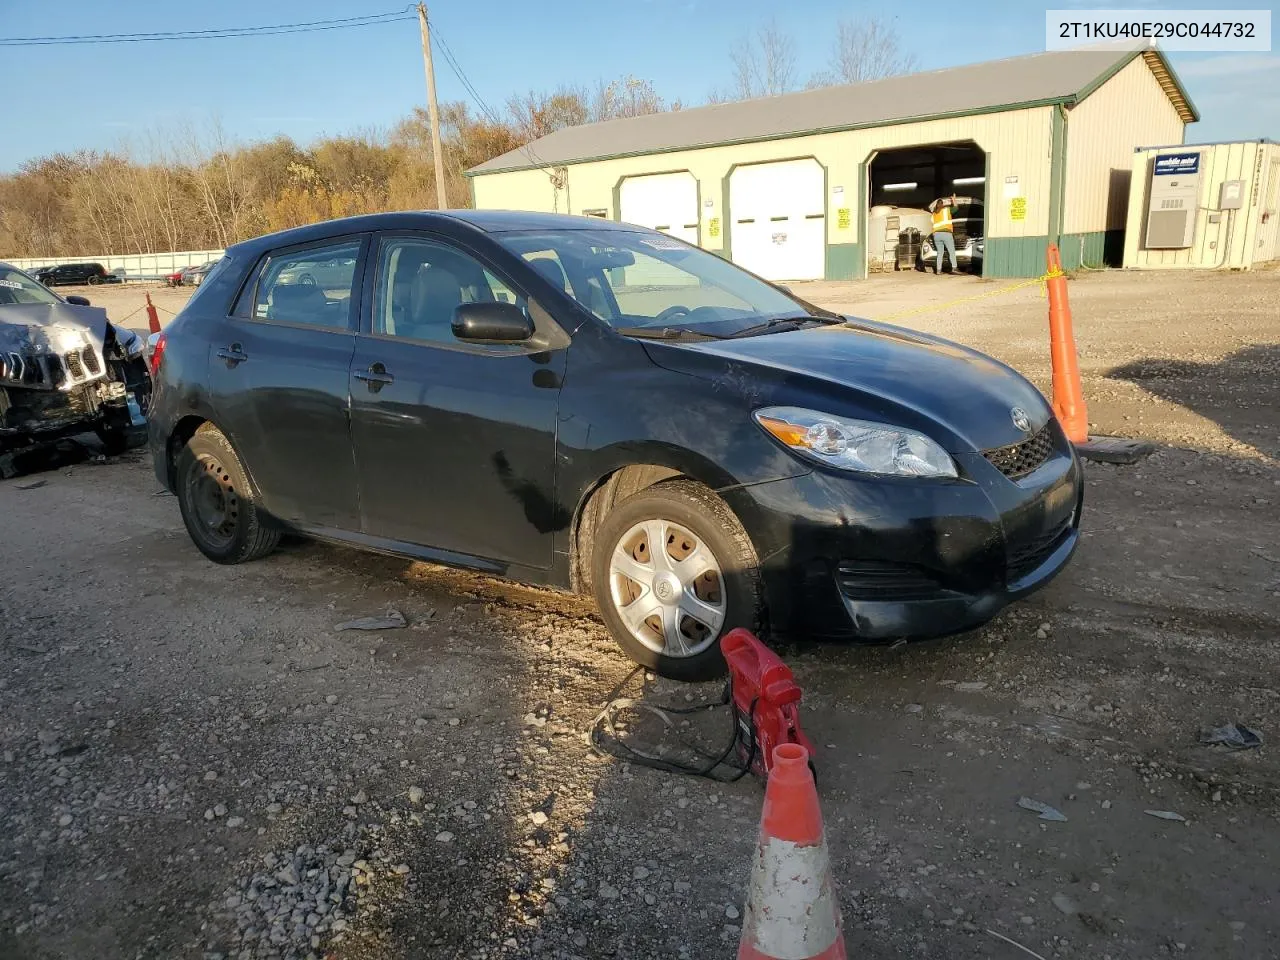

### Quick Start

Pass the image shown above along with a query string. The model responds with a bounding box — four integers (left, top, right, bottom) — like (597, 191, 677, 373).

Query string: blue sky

(1, 0, 1275, 171)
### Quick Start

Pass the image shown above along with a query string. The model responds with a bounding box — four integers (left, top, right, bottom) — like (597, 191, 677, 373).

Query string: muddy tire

(176, 424, 280, 564)
(590, 479, 763, 682)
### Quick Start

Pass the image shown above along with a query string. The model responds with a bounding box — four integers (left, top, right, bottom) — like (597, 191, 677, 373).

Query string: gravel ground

(2, 268, 1278, 960)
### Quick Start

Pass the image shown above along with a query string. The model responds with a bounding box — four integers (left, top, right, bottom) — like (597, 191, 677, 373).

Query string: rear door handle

(216, 343, 248, 366)
(353, 362, 394, 390)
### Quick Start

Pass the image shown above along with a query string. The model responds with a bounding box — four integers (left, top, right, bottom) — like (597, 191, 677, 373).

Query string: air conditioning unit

(1144, 152, 1201, 249)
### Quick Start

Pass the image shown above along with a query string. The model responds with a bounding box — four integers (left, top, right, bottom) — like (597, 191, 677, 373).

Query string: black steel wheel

(175, 425, 281, 564)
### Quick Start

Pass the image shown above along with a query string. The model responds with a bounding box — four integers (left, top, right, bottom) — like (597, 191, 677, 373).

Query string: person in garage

(929, 195, 958, 274)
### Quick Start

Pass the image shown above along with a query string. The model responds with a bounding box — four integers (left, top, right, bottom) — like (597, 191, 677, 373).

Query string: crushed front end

(0, 303, 151, 461)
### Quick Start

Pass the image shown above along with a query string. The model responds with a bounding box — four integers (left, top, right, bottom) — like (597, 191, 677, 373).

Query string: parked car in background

(275, 255, 358, 291)
(918, 197, 985, 273)
(36, 262, 117, 287)
(149, 211, 1081, 681)
(186, 261, 219, 287)
(165, 261, 218, 288)
(0, 262, 151, 457)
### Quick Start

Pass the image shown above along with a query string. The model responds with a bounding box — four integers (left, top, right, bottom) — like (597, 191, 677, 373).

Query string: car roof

(225, 210, 642, 259)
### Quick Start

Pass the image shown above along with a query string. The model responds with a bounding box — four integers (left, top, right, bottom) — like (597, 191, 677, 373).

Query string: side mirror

(774, 284, 791, 294)
(65, 295, 90, 306)
(452, 301, 534, 343)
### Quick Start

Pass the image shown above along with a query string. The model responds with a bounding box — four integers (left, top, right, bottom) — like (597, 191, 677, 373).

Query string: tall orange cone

(144, 293, 162, 336)
(1045, 243, 1088, 444)
(739, 744, 845, 960)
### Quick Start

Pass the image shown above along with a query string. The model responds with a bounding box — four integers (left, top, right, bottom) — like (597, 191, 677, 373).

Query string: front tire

(590, 479, 763, 682)
(175, 425, 281, 564)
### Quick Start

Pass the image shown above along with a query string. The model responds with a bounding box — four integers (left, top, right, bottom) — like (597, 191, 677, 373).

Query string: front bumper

(721, 422, 1082, 641)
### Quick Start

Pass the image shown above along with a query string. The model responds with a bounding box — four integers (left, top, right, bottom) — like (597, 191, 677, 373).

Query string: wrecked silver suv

(0, 263, 151, 468)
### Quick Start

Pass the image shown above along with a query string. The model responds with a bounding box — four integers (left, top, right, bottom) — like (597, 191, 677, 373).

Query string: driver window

(252, 241, 361, 329)
(374, 237, 524, 344)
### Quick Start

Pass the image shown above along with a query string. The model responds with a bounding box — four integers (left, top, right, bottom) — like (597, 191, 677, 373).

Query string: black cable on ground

(587, 666, 759, 784)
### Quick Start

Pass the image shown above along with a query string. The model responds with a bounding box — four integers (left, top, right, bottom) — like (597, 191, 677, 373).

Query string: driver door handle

(216, 343, 248, 366)
(354, 362, 395, 390)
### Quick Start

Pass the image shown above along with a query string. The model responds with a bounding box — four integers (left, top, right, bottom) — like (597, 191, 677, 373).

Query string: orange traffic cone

(1045, 244, 1088, 444)
(739, 743, 845, 960)
(144, 293, 161, 336)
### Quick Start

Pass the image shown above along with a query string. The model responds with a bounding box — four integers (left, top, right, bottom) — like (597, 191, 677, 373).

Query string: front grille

(82, 347, 101, 374)
(983, 424, 1054, 479)
(837, 560, 945, 602)
(1007, 519, 1072, 583)
(64, 350, 85, 380)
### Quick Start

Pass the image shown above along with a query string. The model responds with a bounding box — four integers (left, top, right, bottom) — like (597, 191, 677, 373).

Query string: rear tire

(175, 425, 280, 564)
(590, 479, 763, 682)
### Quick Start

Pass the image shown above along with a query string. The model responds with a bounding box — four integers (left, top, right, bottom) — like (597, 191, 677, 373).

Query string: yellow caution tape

(869, 267, 1066, 323)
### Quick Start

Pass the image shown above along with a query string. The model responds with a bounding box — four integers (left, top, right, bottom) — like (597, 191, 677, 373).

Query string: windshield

(0, 265, 60, 306)
(492, 228, 835, 337)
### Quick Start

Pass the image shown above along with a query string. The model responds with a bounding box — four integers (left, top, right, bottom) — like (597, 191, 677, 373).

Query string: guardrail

(6, 249, 226, 280)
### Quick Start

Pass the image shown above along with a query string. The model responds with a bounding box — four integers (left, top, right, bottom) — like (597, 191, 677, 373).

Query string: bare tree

(715, 20, 796, 101)
(507, 86, 590, 139)
(809, 16, 917, 87)
(590, 76, 673, 121)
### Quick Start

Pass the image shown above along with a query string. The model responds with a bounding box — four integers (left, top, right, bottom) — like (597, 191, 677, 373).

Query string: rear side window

(183, 256, 234, 313)
(249, 241, 362, 329)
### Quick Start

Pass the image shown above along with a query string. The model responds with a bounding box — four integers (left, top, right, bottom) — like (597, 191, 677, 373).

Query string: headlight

(754, 406, 957, 478)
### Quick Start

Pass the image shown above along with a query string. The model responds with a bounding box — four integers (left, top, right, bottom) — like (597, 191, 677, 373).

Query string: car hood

(640, 318, 1052, 453)
(0, 302, 111, 353)
(0, 302, 133, 391)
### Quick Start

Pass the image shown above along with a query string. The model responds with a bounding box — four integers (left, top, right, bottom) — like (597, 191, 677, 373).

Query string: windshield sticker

(639, 236, 687, 251)
(0, 279, 23, 289)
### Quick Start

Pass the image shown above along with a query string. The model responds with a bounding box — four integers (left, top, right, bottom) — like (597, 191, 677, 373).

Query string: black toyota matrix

(149, 211, 1082, 680)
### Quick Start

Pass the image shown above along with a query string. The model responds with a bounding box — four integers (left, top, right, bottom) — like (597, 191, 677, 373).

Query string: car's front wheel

(591, 479, 763, 682)
(175, 425, 281, 564)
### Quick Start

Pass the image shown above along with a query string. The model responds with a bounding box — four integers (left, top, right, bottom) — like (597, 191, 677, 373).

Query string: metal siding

(473, 108, 1054, 276)
(1123, 141, 1274, 269)
(472, 169, 560, 214)
(1064, 57, 1185, 235)
(1064, 58, 1182, 236)
(1256, 148, 1280, 261)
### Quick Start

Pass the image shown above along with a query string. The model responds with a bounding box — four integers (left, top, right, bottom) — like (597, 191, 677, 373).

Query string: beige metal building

(468, 48, 1196, 279)
(1123, 139, 1280, 270)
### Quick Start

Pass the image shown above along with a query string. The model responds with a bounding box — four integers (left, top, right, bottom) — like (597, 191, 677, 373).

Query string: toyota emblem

(1010, 407, 1032, 433)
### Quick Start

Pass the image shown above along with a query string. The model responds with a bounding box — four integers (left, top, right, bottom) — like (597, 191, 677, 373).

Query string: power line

(428, 20, 557, 176)
(0, 10, 415, 46)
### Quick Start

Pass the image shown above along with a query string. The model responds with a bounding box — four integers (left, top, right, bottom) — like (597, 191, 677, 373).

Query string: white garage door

(618, 172, 700, 287)
(618, 172, 699, 244)
(729, 159, 826, 281)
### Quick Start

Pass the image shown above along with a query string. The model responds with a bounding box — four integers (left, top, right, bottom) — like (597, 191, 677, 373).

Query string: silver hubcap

(608, 519, 727, 658)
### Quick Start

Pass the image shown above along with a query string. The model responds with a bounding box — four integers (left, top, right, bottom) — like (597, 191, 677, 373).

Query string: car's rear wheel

(176, 425, 280, 564)
(591, 479, 762, 682)
(87, 275, 100, 286)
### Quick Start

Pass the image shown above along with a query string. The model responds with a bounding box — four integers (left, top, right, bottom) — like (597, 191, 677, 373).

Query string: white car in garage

(919, 197, 985, 273)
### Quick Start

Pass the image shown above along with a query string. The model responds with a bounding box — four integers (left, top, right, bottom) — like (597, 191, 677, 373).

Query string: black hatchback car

(149, 211, 1081, 680)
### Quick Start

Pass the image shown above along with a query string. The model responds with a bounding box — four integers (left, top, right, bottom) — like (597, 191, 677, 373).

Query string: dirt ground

(2, 267, 1278, 960)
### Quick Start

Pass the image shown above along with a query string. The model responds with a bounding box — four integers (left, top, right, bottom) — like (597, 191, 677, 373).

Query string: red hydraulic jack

(720, 628, 815, 782)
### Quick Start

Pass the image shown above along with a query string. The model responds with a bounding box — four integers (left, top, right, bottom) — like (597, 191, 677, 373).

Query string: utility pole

(417, 3, 448, 209)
